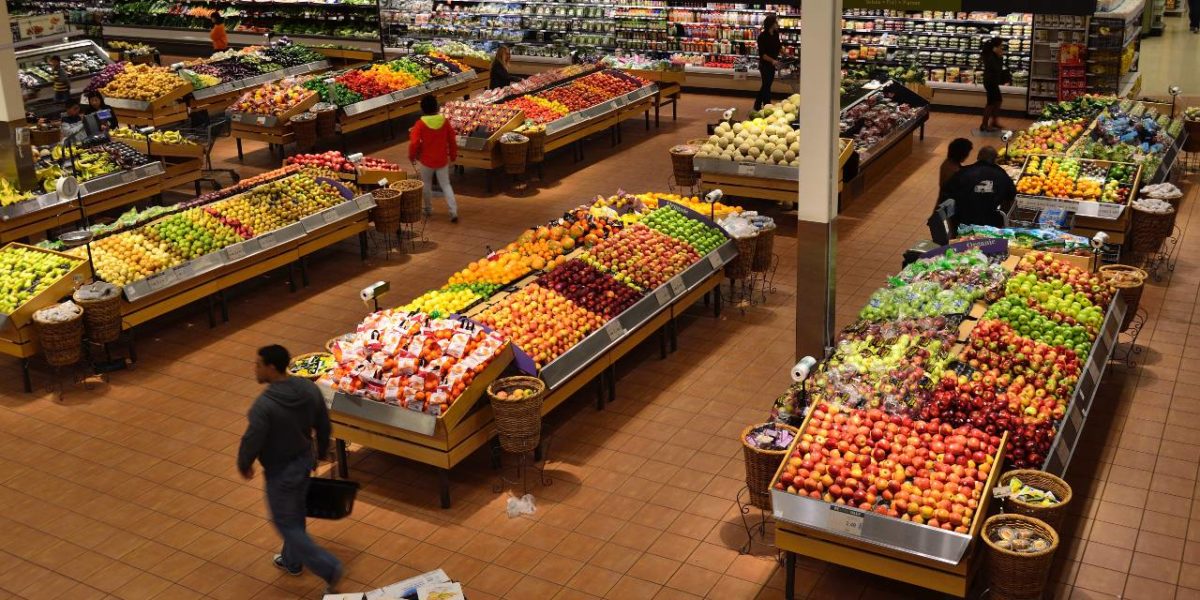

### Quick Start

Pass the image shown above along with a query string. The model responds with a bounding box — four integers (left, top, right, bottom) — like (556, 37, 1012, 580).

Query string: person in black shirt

(59, 100, 83, 125)
(941, 146, 1016, 228)
(490, 45, 514, 90)
(85, 92, 118, 130)
(980, 37, 1011, 132)
(754, 15, 782, 111)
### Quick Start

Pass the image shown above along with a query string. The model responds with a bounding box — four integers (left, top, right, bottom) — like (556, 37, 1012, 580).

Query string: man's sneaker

(273, 554, 302, 576)
(450, 215, 459, 224)
(325, 566, 343, 594)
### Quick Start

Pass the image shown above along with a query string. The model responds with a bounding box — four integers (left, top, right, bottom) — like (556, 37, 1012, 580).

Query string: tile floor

(1, 27, 1199, 600)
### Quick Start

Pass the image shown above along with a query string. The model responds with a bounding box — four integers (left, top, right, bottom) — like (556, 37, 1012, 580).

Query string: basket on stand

(72, 288, 122, 344)
(982, 514, 1059, 600)
(33, 304, 85, 367)
(751, 224, 775, 273)
(741, 423, 798, 510)
(312, 102, 338, 138)
(724, 234, 758, 281)
(998, 470, 1072, 531)
(369, 187, 402, 233)
(289, 112, 318, 153)
(1098, 264, 1146, 330)
(1183, 120, 1200, 153)
(1129, 202, 1176, 254)
(390, 179, 425, 224)
(500, 134, 530, 176)
(487, 376, 546, 454)
(526, 129, 546, 164)
(669, 144, 699, 188)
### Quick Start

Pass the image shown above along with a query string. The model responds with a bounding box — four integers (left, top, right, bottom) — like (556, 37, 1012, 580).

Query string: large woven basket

(289, 113, 318, 152)
(741, 423, 798, 510)
(34, 308, 84, 367)
(526, 129, 546, 164)
(669, 145, 699, 187)
(31, 127, 61, 147)
(370, 188, 402, 233)
(500, 136, 530, 175)
(751, 225, 775, 273)
(724, 235, 757, 281)
(998, 470, 1072, 532)
(1129, 203, 1176, 254)
(982, 514, 1059, 600)
(487, 376, 546, 454)
(312, 103, 338, 138)
(1099, 264, 1146, 330)
(390, 179, 424, 224)
(71, 290, 121, 344)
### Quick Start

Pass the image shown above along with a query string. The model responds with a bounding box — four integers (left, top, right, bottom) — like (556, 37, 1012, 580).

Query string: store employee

(940, 146, 1016, 228)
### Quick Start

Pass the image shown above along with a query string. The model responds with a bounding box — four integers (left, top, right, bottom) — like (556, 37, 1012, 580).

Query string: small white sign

(827, 505, 864, 537)
(1074, 201, 1100, 218)
(737, 163, 756, 176)
(708, 253, 722, 268)
(654, 286, 671, 306)
(669, 277, 685, 296)
(604, 319, 626, 343)
(256, 116, 267, 126)
(225, 243, 246, 261)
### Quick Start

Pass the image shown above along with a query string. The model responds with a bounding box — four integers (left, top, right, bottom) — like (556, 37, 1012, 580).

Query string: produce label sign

(919, 238, 1008, 260)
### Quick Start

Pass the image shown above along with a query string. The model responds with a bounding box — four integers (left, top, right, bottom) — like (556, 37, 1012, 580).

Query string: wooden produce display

(230, 93, 321, 159)
(1011, 157, 1142, 245)
(0, 243, 92, 392)
(620, 68, 684, 126)
(189, 60, 333, 114)
(106, 82, 194, 127)
(336, 70, 481, 135)
(454, 111, 527, 172)
(0, 162, 166, 243)
(330, 202, 736, 508)
(697, 139, 855, 207)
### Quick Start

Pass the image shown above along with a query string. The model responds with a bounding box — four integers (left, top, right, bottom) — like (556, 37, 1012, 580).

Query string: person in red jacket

(408, 96, 459, 222)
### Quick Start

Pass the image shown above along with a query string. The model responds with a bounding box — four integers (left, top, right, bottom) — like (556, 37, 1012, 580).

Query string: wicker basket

(390, 179, 425, 224)
(325, 333, 354, 354)
(500, 135, 530, 175)
(312, 103, 338, 138)
(289, 113, 318, 152)
(71, 289, 121, 344)
(741, 423, 799, 510)
(724, 235, 757, 281)
(751, 225, 775, 273)
(287, 352, 334, 381)
(370, 187, 402, 233)
(526, 129, 546, 164)
(34, 307, 84, 367)
(1099, 264, 1146, 330)
(487, 376, 546, 454)
(982, 514, 1059, 600)
(998, 470, 1072, 532)
(31, 127, 61, 147)
(669, 145, 699, 188)
(1129, 203, 1176, 254)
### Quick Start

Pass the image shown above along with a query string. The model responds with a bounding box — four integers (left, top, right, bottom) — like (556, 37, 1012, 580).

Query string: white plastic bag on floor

(506, 493, 536, 518)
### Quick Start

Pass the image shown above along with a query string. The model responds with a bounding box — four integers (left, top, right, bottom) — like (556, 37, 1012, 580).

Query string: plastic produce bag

(73, 281, 119, 301)
(505, 493, 536, 518)
(34, 301, 82, 323)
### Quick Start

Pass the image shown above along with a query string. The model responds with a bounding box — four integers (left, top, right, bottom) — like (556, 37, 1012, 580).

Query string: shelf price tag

(708, 253, 722, 269)
(669, 277, 685, 296)
(737, 163, 756, 176)
(224, 243, 247, 262)
(259, 232, 277, 249)
(1070, 407, 1084, 432)
(120, 171, 136, 184)
(654, 286, 671, 306)
(255, 116, 268, 126)
(323, 210, 339, 224)
(604, 319, 626, 343)
(827, 505, 864, 537)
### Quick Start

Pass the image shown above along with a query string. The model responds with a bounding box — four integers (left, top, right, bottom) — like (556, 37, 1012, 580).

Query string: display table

(106, 83, 193, 127)
(619, 69, 684, 126)
(189, 60, 332, 114)
(336, 70, 482, 136)
(0, 162, 166, 243)
(696, 140, 855, 206)
(230, 94, 320, 160)
(331, 227, 736, 508)
(776, 256, 1127, 598)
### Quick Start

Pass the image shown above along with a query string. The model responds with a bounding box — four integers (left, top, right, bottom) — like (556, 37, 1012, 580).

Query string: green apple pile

(1004, 271, 1105, 330)
(153, 209, 243, 261)
(983, 297, 1093, 357)
(641, 207, 726, 256)
(0, 246, 79, 313)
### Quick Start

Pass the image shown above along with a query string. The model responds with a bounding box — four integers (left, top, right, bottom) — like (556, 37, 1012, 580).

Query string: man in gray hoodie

(238, 345, 342, 592)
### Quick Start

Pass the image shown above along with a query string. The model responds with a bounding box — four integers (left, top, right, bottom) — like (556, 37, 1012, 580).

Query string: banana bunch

(37, 165, 63, 192)
(0, 177, 33, 207)
(110, 126, 147, 141)
(73, 152, 119, 181)
(148, 130, 196, 146)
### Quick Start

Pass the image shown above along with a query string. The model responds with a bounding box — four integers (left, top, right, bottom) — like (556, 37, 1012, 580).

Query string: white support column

(794, 0, 843, 360)
(0, 4, 27, 123)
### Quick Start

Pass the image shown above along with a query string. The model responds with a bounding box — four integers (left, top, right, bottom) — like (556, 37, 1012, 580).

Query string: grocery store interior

(1, 0, 1200, 599)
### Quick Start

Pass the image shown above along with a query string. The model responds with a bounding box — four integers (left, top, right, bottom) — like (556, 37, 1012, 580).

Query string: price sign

(323, 210, 339, 224)
(737, 163, 757, 176)
(1075, 201, 1100, 218)
(604, 319, 626, 343)
(669, 277, 685, 296)
(827, 505, 864, 537)
(121, 171, 136, 184)
(1070, 407, 1084, 432)
(708, 253, 722, 269)
(355, 196, 375, 211)
(256, 116, 268, 126)
(1055, 441, 1071, 465)
(259, 232, 277, 248)
(224, 243, 247, 261)
(654, 286, 671, 306)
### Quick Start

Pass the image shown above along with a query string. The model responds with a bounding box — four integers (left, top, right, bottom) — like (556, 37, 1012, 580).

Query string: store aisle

(1139, 14, 1200, 97)
(0, 93, 1196, 600)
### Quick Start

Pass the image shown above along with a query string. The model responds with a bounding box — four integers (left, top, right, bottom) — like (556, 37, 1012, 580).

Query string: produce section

(17, 41, 115, 104)
(770, 246, 1124, 596)
(327, 196, 736, 506)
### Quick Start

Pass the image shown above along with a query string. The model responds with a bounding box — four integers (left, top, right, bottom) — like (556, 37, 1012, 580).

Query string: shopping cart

(775, 57, 801, 94)
(179, 109, 240, 192)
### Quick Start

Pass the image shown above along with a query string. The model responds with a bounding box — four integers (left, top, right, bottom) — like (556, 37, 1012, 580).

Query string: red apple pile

(286, 151, 401, 173)
(474, 283, 606, 368)
(777, 403, 1000, 533)
(925, 373, 1055, 469)
(581, 223, 700, 290)
(955, 319, 1081, 424)
(536, 259, 643, 319)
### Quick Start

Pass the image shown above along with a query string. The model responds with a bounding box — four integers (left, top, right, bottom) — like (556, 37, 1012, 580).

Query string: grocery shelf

(101, 25, 384, 52)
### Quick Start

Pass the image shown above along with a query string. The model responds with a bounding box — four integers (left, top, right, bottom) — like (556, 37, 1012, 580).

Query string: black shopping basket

(306, 477, 360, 520)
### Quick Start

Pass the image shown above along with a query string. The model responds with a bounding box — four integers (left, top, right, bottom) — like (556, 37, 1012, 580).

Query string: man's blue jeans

(265, 454, 342, 582)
